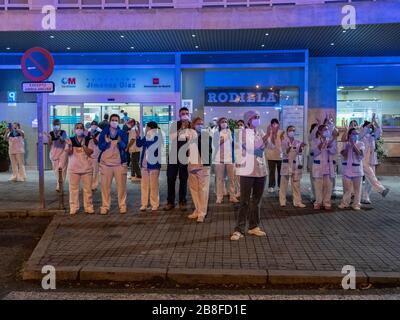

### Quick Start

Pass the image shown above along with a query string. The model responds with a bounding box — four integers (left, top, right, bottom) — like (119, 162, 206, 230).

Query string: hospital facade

(0, 0, 400, 173)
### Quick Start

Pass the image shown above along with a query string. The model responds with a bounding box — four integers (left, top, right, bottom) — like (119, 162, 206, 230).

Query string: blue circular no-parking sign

(21, 47, 54, 82)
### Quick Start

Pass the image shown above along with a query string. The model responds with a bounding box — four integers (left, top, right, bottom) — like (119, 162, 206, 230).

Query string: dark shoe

(382, 188, 390, 198)
(179, 202, 187, 211)
(164, 203, 175, 211)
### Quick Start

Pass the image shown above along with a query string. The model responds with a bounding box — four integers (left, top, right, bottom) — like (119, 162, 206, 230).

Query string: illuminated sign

(205, 88, 280, 106)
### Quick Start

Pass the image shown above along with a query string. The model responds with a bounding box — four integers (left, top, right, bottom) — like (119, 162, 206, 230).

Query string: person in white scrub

(339, 128, 365, 211)
(136, 121, 162, 212)
(279, 126, 306, 208)
(212, 117, 239, 204)
(98, 114, 129, 215)
(230, 110, 268, 241)
(4, 122, 26, 182)
(187, 117, 212, 223)
(65, 123, 94, 215)
(46, 119, 68, 192)
(360, 114, 390, 203)
(87, 120, 102, 191)
(311, 124, 337, 210)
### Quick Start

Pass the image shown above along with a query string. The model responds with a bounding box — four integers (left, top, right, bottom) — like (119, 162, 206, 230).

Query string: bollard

(58, 168, 65, 210)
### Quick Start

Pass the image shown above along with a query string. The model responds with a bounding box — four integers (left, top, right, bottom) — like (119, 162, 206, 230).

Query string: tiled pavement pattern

(20, 172, 400, 274)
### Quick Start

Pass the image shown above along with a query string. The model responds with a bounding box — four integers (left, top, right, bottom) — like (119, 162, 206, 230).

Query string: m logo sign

(152, 78, 160, 85)
(61, 77, 77, 88)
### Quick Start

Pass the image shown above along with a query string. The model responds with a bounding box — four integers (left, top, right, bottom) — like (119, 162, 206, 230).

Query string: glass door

(84, 103, 141, 128)
(49, 104, 82, 137)
(142, 104, 173, 165)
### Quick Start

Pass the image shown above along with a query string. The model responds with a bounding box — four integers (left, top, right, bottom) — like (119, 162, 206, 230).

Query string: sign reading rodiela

(205, 88, 280, 106)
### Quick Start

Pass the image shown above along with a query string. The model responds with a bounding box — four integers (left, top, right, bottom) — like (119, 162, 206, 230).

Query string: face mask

(91, 125, 98, 132)
(322, 130, 330, 138)
(54, 125, 60, 131)
(195, 125, 204, 132)
(287, 131, 295, 138)
(110, 121, 119, 129)
(75, 129, 83, 137)
(351, 134, 358, 142)
(220, 123, 228, 129)
(180, 114, 190, 121)
(368, 127, 373, 134)
(251, 118, 261, 128)
(238, 125, 244, 130)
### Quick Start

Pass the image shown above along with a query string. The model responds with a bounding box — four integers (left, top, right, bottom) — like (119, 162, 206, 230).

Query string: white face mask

(53, 125, 60, 131)
(322, 130, 331, 138)
(75, 129, 84, 137)
(110, 121, 119, 129)
(195, 125, 204, 132)
(251, 118, 261, 128)
(90, 125, 98, 132)
(287, 131, 295, 138)
(180, 114, 190, 121)
(220, 123, 228, 129)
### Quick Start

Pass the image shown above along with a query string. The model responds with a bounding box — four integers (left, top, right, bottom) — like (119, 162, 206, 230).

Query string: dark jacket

(136, 134, 162, 170)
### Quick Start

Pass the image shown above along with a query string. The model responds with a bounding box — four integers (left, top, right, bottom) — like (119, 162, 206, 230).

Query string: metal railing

(0, 0, 376, 10)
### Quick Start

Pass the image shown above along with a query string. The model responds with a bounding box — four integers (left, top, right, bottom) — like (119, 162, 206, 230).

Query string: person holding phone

(65, 123, 94, 215)
(98, 114, 129, 215)
(45, 119, 68, 192)
(4, 122, 26, 182)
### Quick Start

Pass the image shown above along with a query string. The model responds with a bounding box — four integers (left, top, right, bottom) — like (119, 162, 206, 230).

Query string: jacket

(136, 132, 162, 170)
(98, 126, 128, 164)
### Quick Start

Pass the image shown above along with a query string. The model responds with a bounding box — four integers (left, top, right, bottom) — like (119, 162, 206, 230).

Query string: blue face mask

(351, 134, 359, 142)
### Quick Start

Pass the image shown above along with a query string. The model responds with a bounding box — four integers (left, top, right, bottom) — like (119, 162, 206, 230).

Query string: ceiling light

(265, 33, 269, 36)
(342, 30, 346, 33)
(130, 46, 135, 49)
(261, 44, 265, 48)
(195, 45, 199, 49)
(6, 47, 10, 50)
(330, 43, 335, 46)
(50, 35, 55, 39)
(192, 34, 196, 38)
(364, 88, 369, 91)
(339, 86, 344, 89)
(120, 35, 125, 38)
(368, 86, 374, 89)
(66, 47, 71, 50)
(256, 85, 260, 89)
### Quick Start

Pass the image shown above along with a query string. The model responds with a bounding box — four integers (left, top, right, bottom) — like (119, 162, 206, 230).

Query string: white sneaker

(188, 212, 198, 219)
(216, 197, 223, 204)
(294, 203, 306, 208)
(229, 196, 239, 203)
(352, 205, 361, 211)
(248, 227, 266, 237)
(196, 215, 205, 223)
(8, 176, 17, 182)
(151, 207, 158, 212)
(267, 187, 274, 193)
(230, 231, 244, 241)
(100, 208, 109, 215)
(69, 210, 78, 215)
(140, 206, 147, 211)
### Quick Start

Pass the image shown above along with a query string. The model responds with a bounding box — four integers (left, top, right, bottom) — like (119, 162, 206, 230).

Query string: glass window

(337, 86, 400, 128)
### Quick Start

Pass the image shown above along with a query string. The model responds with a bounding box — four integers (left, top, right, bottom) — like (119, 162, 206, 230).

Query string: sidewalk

(18, 171, 400, 287)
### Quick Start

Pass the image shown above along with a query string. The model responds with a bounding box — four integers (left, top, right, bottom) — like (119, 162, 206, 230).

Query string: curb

(22, 265, 400, 287)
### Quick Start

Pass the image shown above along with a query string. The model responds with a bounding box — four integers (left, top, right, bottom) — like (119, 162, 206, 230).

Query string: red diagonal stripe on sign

(27, 54, 47, 75)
